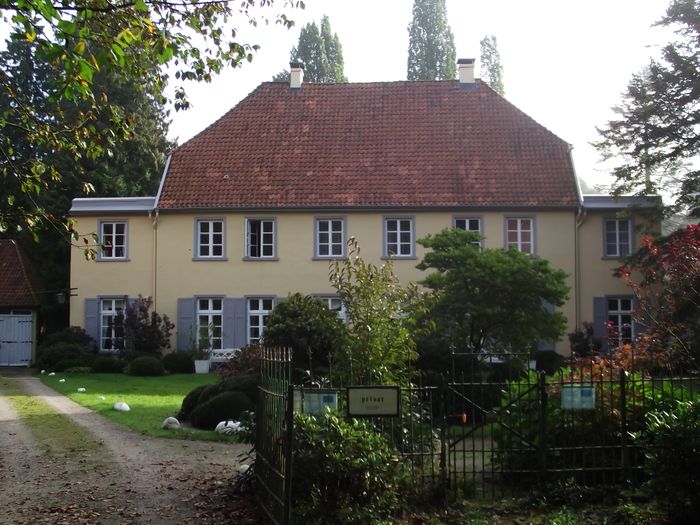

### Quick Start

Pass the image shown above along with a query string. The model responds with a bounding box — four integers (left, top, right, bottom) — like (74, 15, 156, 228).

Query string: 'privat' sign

(561, 384, 596, 410)
(347, 386, 400, 417)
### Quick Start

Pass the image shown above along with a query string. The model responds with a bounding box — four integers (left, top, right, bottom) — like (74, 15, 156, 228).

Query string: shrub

(116, 295, 174, 359)
(162, 352, 194, 374)
(179, 384, 209, 420)
(92, 356, 126, 373)
(217, 345, 261, 378)
(220, 373, 260, 404)
(292, 412, 409, 524)
(190, 391, 253, 430)
(261, 293, 347, 379)
(196, 383, 224, 406)
(64, 366, 93, 373)
(36, 343, 96, 371)
(40, 326, 95, 351)
(127, 356, 165, 376)
(645, 400, 700, 522)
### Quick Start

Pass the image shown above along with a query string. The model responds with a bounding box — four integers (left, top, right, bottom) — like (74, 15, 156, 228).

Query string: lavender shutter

(84, 298, 99, 350)
(537, 300, 556, 352)
(233, 298, 247, 348)
(177, 298, 196, 352)
(223, 298, 235, 348)
(592, 297, 608, 353)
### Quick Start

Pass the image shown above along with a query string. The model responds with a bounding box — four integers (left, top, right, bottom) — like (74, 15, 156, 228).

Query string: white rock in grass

(215, 420, 242, 435)
(48, 372, 56, 376)
(40, 370, 46, 374)
(113, 402, 130, 412)
(58, 379, 66, 383)
(161, 417, 181, 430)
(77, 387, 86, 392)
(98, 395, 106, 401)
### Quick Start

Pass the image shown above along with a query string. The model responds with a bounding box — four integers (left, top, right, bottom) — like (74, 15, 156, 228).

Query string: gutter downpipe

(570, 146, 587, 349)
(151, 154, 171, 313)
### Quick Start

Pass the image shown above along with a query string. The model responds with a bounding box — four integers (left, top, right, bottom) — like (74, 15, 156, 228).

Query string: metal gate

(445, 352, 542, 498)
(256, 348, 293, 525)
(0, 314, 33, 366)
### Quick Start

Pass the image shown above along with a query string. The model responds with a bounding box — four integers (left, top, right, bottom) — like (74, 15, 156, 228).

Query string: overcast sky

(165, 0, 673, 190)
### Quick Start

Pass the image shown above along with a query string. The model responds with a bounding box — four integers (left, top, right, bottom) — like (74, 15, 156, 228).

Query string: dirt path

(0, 372, 254, 525)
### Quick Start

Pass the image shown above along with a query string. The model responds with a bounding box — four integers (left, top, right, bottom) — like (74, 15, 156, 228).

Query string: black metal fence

(256, 348, 699, 521)
(255, 348, 293, 525)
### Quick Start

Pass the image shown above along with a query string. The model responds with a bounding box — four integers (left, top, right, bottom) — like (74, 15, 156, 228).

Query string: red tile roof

(158, 80, 579, 210)
(0, 240, 40, 307)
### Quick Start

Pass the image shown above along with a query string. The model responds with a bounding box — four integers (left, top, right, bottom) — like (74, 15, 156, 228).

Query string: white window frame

(604, 218, 632, 257)
(454, 216, 483, 247)
(315, 217, 345, 258)
(196, 298, 223, 351)
(246, 218, 276, 259)
(505, 217, 535, 254)
(607, 297, 634, 346)
(100, 297, 125, 352)
(196, 219, 225, 259)
(247, 297, 274, 344)
(321, 296, 347, 324)
(384, 217, 414, 257)
(99, 221, 128, 260)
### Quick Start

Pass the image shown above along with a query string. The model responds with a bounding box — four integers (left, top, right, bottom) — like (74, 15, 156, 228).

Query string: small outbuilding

(0, 240, 40, 366)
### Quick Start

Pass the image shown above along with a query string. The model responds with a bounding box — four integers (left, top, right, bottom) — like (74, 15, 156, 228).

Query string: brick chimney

(457, 58, 475, 84)
(290, 61, 304, 89)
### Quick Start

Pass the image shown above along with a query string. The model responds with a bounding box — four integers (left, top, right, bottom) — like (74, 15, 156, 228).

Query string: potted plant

(189, 327, 212, 374)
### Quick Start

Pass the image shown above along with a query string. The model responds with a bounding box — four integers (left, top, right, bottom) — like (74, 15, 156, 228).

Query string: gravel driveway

(0, 369, 254, 525)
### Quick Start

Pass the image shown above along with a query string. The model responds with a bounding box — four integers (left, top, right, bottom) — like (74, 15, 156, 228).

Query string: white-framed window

(505, 217, 534, 254)
(604, 219, 631, 257)
(246, 219, 275, 259)
(607, 297, 634, 346)
(248, 298, 274, 344)
(196, 219, 224, 258)
(323, 296, 347, 324)
(99, 222, 127, 259)
(316, 218, 345, 258)
(454, 217, 482, 246)
(100, 298, 125, 352)
(197, 298, 223, 351)
(384, 217, 414, 257)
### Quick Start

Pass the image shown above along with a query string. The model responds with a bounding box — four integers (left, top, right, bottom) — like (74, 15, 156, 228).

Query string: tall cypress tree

(407, 0, 456, 80)
(273, 15, 347, 83)
(479, 35, 505, 95)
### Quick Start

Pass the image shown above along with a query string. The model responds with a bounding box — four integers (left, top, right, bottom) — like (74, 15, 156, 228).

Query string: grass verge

(39, 372, 232, 440)
(0, 377, 103, 458)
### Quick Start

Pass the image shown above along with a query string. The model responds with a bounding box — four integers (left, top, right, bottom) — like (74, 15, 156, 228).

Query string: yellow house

(69, 61, 658, 356)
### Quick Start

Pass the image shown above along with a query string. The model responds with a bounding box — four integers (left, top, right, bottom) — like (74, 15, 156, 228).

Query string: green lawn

(39, 372, 233, 440)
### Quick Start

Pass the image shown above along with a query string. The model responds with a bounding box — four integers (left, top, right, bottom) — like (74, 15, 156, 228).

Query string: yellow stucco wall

(576, 209, 655, 330)
(70, 215, 155, 329)
(70, 208, 615, 355)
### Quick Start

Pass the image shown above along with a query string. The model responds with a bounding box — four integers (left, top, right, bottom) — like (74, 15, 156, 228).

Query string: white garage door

(0, 314, 33, 366)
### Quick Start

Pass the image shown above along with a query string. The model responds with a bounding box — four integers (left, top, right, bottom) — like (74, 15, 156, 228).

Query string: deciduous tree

(479, 34, 504, 95)
(272, 15, 347, 82)
(416, 228, 569, 356)
(618, 225, 700, 369)
(407, 0, 456, 80)
(329, 238, 416, 385)
(0, 0, 299, 235)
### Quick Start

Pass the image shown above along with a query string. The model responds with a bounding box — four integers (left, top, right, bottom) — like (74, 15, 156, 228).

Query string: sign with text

(561, 384, 596, 410)
(347, 386, 400, 417)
